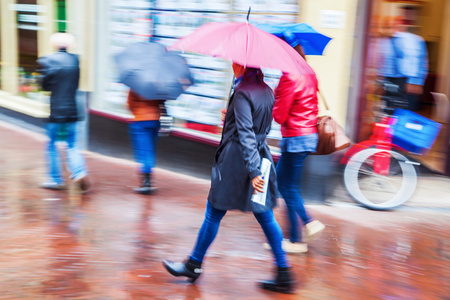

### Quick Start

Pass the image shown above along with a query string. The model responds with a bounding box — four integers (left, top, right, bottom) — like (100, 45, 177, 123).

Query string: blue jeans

(46, 122, 87, 184)
(276, 151, 313, 243)
(190, 202, 289, 268)
(129, 121, 160, 174)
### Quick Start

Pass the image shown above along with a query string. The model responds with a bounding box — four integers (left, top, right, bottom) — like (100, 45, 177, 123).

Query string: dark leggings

(190, 201, 289, 268)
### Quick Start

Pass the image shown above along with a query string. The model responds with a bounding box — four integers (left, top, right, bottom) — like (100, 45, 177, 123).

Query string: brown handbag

(312, 91, 351, 155)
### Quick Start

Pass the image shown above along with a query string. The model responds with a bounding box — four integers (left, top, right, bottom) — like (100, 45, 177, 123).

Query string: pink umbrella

(171, 22, 315, 76)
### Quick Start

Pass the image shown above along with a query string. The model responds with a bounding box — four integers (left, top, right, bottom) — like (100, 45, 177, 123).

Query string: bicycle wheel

(344, 148, 418, 210)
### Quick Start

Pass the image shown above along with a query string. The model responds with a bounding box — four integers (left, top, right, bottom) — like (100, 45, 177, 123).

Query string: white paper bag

(251, 158, 271, 206)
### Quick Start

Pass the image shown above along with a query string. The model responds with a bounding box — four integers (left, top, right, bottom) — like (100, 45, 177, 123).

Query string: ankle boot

(162, 258, 202, 283)
(134, 173, 156, 195)
(259, 267, 294, 294)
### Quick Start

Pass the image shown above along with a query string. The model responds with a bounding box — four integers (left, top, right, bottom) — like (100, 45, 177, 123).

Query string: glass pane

(17, 0, 41, 99)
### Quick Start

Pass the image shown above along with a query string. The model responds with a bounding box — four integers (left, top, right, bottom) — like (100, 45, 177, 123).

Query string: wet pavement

(1, 120, 450, 300)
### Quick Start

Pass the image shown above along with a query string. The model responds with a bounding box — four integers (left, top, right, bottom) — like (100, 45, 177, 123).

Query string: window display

(97, 0, 299, 143)
(15, 1, 44, 102)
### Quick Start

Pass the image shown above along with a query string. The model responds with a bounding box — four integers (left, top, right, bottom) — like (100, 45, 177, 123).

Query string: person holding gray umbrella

(115, 42, 193, 194)
(126, 90, 164, 194)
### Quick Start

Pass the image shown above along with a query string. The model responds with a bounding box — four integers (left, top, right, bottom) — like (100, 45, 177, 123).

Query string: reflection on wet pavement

(1, 124, 450, 299)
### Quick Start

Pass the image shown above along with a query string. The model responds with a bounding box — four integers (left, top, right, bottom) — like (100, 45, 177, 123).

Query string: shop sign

(10, 4, 45, 31)
(9, 4, 45, 13)
(319, 10, 346, 29)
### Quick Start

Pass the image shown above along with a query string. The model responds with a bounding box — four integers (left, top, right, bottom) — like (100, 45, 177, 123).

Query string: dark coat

(38, 49, 80, 123)
(208, 70, 278, 213)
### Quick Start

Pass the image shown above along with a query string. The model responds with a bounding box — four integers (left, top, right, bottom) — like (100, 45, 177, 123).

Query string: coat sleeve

(40, 67, 56, 92)
(233, 90, 261, 179)
(273, 74, 296, 124)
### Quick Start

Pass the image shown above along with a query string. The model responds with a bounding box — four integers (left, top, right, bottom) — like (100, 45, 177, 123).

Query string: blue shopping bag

(390, 109, 442, 154)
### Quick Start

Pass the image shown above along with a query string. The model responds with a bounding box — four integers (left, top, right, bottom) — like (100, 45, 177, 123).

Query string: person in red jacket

(268, 44, 325, 253)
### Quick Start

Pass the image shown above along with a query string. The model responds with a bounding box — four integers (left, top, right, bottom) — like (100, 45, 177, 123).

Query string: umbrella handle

(247, 7, 251, 21)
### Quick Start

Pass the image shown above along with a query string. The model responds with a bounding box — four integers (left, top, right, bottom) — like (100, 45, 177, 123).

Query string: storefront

(1, 0, 364, 168)
(357, 0, 450, 174)
(0, 0, 94, 118)
(89, 0, 361, 155)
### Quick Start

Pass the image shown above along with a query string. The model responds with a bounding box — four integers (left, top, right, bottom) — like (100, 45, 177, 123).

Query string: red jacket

(273, 73, 319, 137)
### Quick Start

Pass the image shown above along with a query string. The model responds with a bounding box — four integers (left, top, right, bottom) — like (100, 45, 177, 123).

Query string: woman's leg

(276, 152, 312, 243)
(129, 121, 147, 173)
(190, 201, 227, 263)
(143, 120, 160, 174)
(254, 210, 289, 268)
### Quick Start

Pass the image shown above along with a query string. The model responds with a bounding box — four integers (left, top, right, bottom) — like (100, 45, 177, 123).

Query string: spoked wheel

(344, 148, 418, 210)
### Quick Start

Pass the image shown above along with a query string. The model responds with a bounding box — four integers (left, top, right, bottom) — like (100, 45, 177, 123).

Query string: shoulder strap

(317, 88, 329, 111)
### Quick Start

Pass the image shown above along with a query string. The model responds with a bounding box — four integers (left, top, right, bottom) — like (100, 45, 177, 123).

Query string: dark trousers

(276, 151, 313, 243)
(385, 77, 420, 111)
(190, 202, 289, 268)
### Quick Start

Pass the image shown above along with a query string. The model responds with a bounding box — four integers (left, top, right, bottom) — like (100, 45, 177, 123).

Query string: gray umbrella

(114, 42, 193, 100)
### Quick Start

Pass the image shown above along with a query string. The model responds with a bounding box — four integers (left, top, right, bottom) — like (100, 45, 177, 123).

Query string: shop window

(0, 3, 2, 90)
(360, 0, 450, 173)
(95, 0, 298, 146)
(17, 0, 40, 99)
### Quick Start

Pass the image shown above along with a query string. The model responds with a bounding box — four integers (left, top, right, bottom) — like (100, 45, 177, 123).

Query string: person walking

(38, 33, 90, 193)
(162, 64, 294, 294)
(377, 15, 428, 112)
(127, 89, 164, 194)
(269, 43, 325, 254)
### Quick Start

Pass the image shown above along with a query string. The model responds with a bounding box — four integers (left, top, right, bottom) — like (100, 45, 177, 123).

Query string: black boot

(162, 258, 202, 283)
(134, 173, 156, 195)
(259, 267, 294, 294)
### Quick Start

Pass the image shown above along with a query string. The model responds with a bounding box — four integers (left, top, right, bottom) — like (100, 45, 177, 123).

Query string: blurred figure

(38, 33, 90, 192)
(163, 64, 294, 294)
(127, 90, 164, 194)
(269, 43, 325, 254)
(378, 16, 428, 111)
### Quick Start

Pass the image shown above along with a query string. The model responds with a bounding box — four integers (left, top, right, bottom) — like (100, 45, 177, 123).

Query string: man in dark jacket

(38, 33, 90, 192)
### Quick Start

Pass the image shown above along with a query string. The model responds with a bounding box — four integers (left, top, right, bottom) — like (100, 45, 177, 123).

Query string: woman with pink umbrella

(162, 19, 315, 294)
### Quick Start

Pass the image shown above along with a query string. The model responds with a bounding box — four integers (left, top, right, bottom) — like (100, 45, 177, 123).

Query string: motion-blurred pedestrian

(127, 89, 164, 194)
(38, 32, 90, 193)
(378, 15, 428, 111)
(269, 42, 325, 254)
(163, 64, 295, 294)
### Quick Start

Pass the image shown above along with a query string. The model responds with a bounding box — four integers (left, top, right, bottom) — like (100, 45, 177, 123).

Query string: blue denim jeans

(46, 122, 87, 184)
(276, 151, 313, 243)
(190, 201, 289, 268)
(129, 120, 160, 174)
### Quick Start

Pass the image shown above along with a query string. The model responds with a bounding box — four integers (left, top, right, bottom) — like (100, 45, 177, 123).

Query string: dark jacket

(208, 69, 277, 213)
(38, 49, 80, 123)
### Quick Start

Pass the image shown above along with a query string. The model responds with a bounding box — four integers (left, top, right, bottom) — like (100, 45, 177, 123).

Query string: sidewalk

(1, 120, 450, 299)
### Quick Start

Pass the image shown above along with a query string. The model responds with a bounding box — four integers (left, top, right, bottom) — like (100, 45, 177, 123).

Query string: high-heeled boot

(162, 258, 202, 283)
(259, 266, 294, 294)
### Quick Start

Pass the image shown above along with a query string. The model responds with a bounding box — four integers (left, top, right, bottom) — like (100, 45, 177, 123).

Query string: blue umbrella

(255, 23, 332, 55)
(114, 42, 193, 100)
